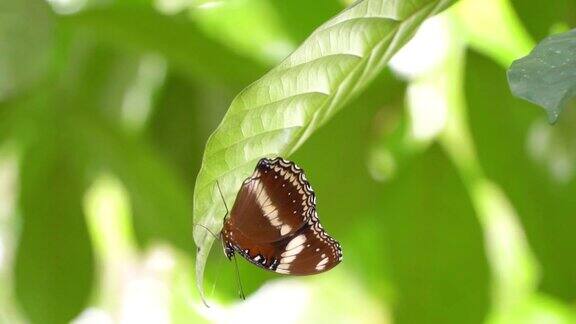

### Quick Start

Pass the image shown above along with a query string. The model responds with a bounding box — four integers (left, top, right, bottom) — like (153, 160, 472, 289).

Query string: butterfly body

(221, 158, 342, 275)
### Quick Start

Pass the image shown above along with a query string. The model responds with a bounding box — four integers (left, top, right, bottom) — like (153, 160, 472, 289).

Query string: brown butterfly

(220, 157, 342, 276)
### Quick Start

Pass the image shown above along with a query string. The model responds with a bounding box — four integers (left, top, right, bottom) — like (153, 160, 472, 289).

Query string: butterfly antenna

(232, 254, 246, 300)
(216, 181, 229, 221)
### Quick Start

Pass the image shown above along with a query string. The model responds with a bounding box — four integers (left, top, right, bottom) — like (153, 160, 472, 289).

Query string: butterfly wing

(227, 158, 316, 243)
(222, 210, 342, 275)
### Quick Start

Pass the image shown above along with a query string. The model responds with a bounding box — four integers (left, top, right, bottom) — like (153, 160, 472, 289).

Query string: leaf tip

(547, 110, 560, 125)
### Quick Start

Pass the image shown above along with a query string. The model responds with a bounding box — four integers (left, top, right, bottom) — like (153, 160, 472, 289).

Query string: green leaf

(270, 0, 343, 42)
(14, 100, 94, 324)
(468, 51, 576, 301)
(192, 0, 457, 301)
(60, 6, 265, 85)
(50, 36, 194, 252)
(510, 0, 576, 41)
(380, 145, 490, 324)
(508, 29, 576, 123)
(146, 73, 233, 187)
(190, 0, 293, 64)
(60, 43, 143, 119)
(490, 293, 576, 324)
(69, 109, 194, 253)
(0, 0, 55, 99)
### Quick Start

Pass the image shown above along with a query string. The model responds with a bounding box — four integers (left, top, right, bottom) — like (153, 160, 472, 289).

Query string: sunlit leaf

(14, 99, 94, 324)
(193, 0, 457, 301)
(508, 29, 576, 123)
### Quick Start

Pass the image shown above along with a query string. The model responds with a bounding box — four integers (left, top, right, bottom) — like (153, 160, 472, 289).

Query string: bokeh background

(1, 0, 576, 323)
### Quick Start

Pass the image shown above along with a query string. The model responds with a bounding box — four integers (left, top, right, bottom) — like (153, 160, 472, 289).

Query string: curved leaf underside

(193, 0, 456, 301)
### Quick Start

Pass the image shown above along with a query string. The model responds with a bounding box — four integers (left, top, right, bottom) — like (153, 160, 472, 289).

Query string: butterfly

(220, 157, 342, 275)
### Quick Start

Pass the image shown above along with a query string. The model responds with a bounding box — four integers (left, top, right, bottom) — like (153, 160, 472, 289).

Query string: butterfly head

(221, 229, 235, 260)
(257, 158, 270, 168)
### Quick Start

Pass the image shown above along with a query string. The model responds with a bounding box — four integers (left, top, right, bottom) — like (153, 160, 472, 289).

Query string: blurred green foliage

(15, 94, 94, 324)
(0, 0, 575, 323)
(468, 51, 576, 301)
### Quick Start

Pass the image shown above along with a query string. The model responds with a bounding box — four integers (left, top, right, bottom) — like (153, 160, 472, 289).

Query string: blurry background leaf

(508, 29, 576, 123)
(0, 0, 55, 99)
(50, 34, 196, 253)
(146, 72, 234, 187)
(467, 51, 576, 301)
(269, 0, 342, 43)
(70, 110, 195, 253)
(61, 6, 265, 86)
(190, 0, 293, 64)
(510, 0, 576, 40)
(490, 293, 576, 324)
(60, 42, 143, 120)
(193, 0, 458, 300)
(14, 93, 94, 324)
(379, 144, 490, 324)
(453, 0, 534, 68)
